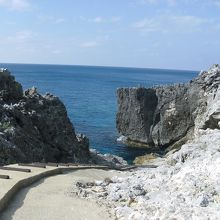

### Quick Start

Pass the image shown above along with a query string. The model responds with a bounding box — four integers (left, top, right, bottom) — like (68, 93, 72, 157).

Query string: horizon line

(0, 61, 199, 72)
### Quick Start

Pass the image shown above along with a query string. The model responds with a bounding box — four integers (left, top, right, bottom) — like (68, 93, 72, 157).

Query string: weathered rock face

(0, 69, 90, 164)
(116, 64, 220, 148)
(117, 88, 158, 146)
(0, 68, 23, 102)
(76, 64, 220, 220)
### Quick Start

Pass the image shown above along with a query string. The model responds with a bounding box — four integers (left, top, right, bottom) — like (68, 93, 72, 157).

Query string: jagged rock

(0, 68, 90, 164)
(73, 65, 220, 219)
(76, 129, 220, 219)
(116, 64, 220, 148)
(89, 149, 128, 167)
(76, 133, 90, 158)
(0, 68, 23, 102)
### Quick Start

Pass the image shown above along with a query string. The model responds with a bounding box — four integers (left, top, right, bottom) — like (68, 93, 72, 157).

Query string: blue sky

(0, 0, 220, 70)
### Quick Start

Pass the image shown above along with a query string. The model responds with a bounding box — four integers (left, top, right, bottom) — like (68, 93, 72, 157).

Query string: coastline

(73, 64, 220, 219)
(1, 63, 197, 162)
(0, 65, 220, 219)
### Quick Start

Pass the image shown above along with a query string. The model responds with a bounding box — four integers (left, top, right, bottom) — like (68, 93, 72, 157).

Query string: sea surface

(0, 63, 198, 163)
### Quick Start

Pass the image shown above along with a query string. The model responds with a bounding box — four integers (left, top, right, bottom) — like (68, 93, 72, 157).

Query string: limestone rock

(117, 88, 158, 146)
(75, 65, 220, 219)
(116, 64, 220, 148)
(75, 129, 220, 219)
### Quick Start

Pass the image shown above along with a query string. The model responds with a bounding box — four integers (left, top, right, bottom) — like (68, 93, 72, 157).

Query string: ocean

(0, 63, 198, 163)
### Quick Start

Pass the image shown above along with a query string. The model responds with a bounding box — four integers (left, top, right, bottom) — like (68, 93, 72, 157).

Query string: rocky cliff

(0, 68, 90, 164)
(76, 65, 220, 219)
(116, 64, 220, 148)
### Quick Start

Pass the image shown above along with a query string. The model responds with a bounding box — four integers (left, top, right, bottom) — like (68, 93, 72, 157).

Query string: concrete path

(0, 169, 119, 220)
(0, 164, 63, 212)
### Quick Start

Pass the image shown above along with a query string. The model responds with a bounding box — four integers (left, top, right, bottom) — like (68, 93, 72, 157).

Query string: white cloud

(7, 30, 34, 43)
(0, 30, 38, 55)
(132, 15, 210, 34)
(38, 15, 65, 24)
(132, 18, 158, 29)
(171, 15, 206, 27)
(79, 35, 110, 48)
(55, 18, 65, 24)
(80, 41, 99, 48)
(132, 18, 161, 33)
(92, 17, 104, 23)
(80, 16, 121, 24)
(0, 0, 30, 11)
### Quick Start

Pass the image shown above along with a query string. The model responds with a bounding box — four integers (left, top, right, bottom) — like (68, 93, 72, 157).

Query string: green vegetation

(0, 121, 13, 130)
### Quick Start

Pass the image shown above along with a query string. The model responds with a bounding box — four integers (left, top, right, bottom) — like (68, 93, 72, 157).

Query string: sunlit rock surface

(116, 65, 220, 148)
(75, 65, 220, 219)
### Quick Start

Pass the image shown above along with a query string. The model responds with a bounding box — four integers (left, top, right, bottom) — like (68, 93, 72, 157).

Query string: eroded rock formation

(116, 64, 220, 148)
(75, 65, 220, 219)
(0, 68, 90, 164)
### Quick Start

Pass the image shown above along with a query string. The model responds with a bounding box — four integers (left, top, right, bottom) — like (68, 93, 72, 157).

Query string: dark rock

(76, 181, 86, 188)
(199, 195, 209, 207)
(0, 69, 90, 164)
(117, 88, 158, 146)
(116, 85, 196, 147)
(116, 64, 220, 148)
(103, 177, 113, 185)
(0, 68, 23, 102)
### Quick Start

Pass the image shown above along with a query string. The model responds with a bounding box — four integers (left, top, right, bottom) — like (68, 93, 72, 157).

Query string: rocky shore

(0, 68, 128, 168)
(74, 65, 220, 219)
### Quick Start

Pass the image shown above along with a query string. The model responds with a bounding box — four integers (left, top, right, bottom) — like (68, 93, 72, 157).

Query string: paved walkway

(0, 163, 151, 219)
(0, 169, 118, 220)
(0, 164, 111, 213)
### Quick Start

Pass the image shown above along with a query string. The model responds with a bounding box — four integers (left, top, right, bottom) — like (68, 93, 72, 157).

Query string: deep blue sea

(0, 63, 198, 163)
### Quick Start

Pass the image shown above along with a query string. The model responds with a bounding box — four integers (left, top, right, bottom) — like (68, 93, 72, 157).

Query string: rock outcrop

(116, 64, 220, 148)
(0, 68, 90, 164)
(75, 129, 220, 219)
(75, 65, 220, 219)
